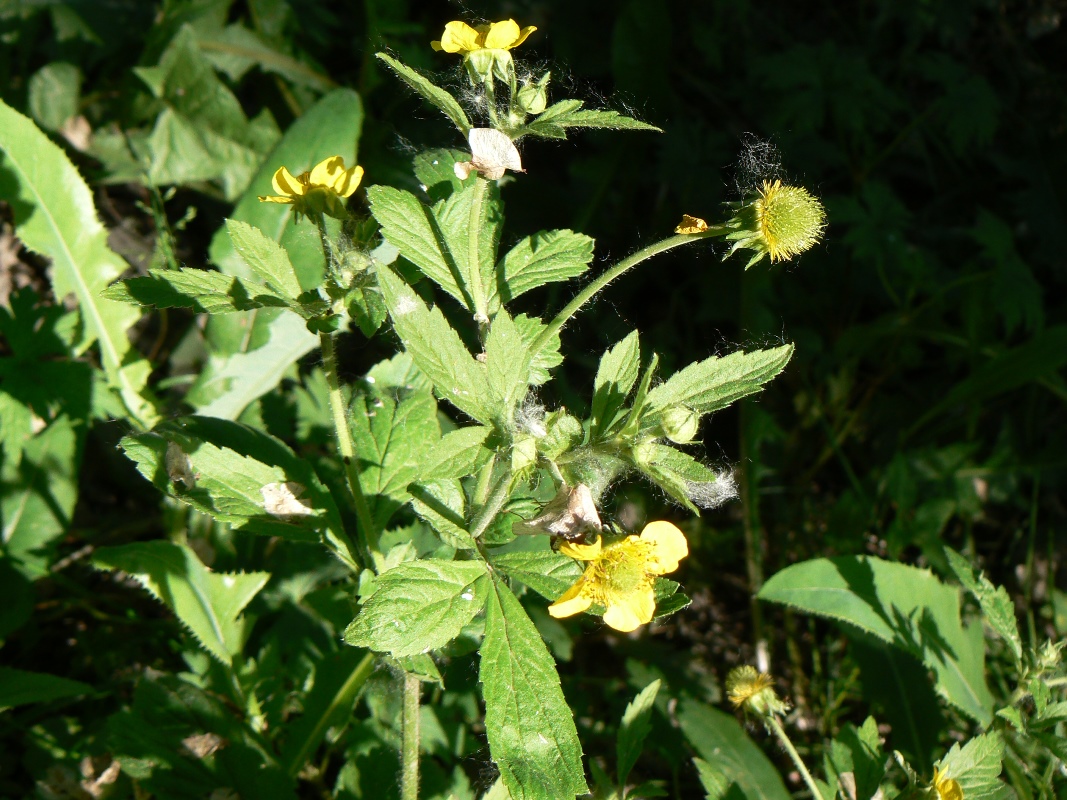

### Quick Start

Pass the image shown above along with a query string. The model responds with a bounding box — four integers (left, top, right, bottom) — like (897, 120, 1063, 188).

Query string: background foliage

(1, 0, 1065, 798)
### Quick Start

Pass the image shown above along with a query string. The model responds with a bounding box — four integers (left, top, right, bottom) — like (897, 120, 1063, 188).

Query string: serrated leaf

(489, 549, 584, 601)
(376, 52, 471, 135)
(378, 265, 493, 423)
(592, 331, 641, 437)
(644, 345, 793, 419)
(758, 556, 994, 725)
(519, 99, 661, 140)
(485, 309, 532, 419)
(0, 98, 154, 425)
(480, 576, 587, 800)
(422, 425, 494, 480)
(636, 443, 722, 513)
(491, 229, 595, 308)
(409, 479, 476, 551)
(677, 697, 791, 800)
(93, 541, 269, 666)
(826, 718, 885, 800)
(944, 548, 1022, 664)
(515, 313, 563, 386)
(694, 758, 732, 800)
(120, 416, 353, 564)
(226, 219, 303, 299)
(350, 388, 441, 529)
(0, 667, 93, 710)
(617, 679, 660, 788)
(343, 559, 489, 657)
(412, 147, 473, 201)
(103, 267, 292, 314)
(937, 733, 1006, 800)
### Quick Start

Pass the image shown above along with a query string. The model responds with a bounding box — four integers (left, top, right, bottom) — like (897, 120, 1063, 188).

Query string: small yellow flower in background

(258, 155, 363, 219)
(431, 19, 537, 55)
(675, 214, 709, 235)
(548, 521, 688, 632)
(725, 665, 790, 718)
(724, 179, 827, 268)
(933, 768, 963, 800)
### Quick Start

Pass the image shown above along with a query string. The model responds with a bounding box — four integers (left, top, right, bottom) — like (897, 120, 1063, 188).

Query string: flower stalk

(401, 672, 421, 800)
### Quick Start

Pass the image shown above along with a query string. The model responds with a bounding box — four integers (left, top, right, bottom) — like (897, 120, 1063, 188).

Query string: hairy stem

(320, 332, 379, 562)
(531, 230, 723, 355)
(468, 176, 489, 324)
(401, 672, 421, 800)
(767, 717, 825, 800)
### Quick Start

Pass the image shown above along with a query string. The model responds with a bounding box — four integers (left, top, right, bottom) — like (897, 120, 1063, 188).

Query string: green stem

(468, 176, 489, 324)
(483, 75, 500, 127)
(767, 716, 825, 800)
(401, 672, 421, 800)
(320, 330, 379, 562)
(469, 471, 511, 540)
(531, 230, 723, 355)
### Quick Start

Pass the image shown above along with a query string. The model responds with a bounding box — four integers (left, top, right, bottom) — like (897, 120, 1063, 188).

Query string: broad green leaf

(0, 98, 154, 425)
(677, 696, 791, 800)
(489, 549, 583, 602)
(367, 185, 467, 306)
(0, 667, 93, 710)
(198, 23, 337, 91)
(412, 147, 474, 201)
(617, 679, 660, 788)
(278, 648, 375, 777)
(376, 52, 471, 136)
(937, 733, 1007, 800)
(434, 177, 503, 319)
(945, 548, 1022, 664)
(378, 265, 493, 423)
(226, 219, 303, 299)
(409, 479, 476, 551)
(120, 416, 353, 565)
(758, 556, 994, 725)
(519, 99, 662, 140)
(343, 560, 489, 657)
(480, 576, 587, 800)
(643, 345, 793, 418)
(350, 388, 441, 529)
(92, 541, 269, 666)
(636, 443, 723, 513)
(694, 758, 732, 800)
(825, 718, 885, 800)
(28, 62, 81, 131)
(591, 330, 641, 437)
(1, 416, 80, 579)
(421, 425, 494, 481)
(103, 266, 292, 314)
(192, 311, 318, 420)
(485, 309, 532, 421)
(491, 229, 595, 309)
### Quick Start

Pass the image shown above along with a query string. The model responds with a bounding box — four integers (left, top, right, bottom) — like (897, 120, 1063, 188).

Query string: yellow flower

(548, 521, 688, 632)
(933, 768, 963, 800)
(431, 20, 537, 55)
(724, 179, 827, 268)
(258, 156, 363, 219)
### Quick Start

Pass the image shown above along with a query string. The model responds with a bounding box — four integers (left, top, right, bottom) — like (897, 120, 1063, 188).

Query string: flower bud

(516, 73, 550, 115)
(654, 406, 700, 444)
(723, 180, 826, 268)
(725, 666, 790, 719)
(538, 410, 583, 460)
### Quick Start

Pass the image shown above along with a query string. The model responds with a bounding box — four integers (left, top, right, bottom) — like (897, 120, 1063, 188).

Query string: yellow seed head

(724, 180, 827, 268)
(725, 665, 790, 718)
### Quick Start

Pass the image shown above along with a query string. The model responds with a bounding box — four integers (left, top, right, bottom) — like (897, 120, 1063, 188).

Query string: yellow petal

(437, 21, 482, 53)
(271, 165, 306, 197)
(675, 214, 708, 234)
(509, 25, 537, 49)
(603, 588, 656, 632)
(483, 19, 521, 49)
(257, 194, 295, 204)
(309, 156, 346, 190)
(640, 521, 688, 574)
(335, 164, 364, 198)
(548, 579, 593, 619)
(559, 536, 602, 561)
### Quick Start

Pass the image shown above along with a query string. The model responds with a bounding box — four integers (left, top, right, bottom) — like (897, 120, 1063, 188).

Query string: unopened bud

(538, 409, 583, 460)
(654, 406, 700, 444)
(516, 72, 550, 115)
